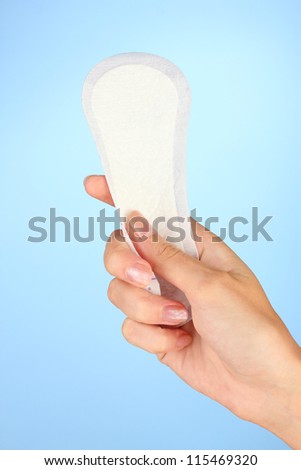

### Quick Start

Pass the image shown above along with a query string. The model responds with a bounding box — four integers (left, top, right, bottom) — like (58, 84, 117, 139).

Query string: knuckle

(105, 230, 117, 245)
(103, 250, 114, 273)
(121, 319, 135, 342)
(191, 270, 231, 301)
(107, 279, 118, 304)
(157, 241, 179, 261)
(104, 244, 122, 275)
(112, 229, 124, 243)
(103, 237, 113, 271)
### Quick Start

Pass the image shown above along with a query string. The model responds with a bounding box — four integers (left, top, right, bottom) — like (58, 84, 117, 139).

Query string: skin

(85, 174, 301, 448)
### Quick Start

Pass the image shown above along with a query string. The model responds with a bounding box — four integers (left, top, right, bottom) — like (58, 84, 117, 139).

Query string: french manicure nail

(125, 263, 152, 287)
(162, 305, 189, 324)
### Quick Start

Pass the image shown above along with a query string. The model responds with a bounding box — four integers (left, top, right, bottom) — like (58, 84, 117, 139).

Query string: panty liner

(82, 53, 198, 314)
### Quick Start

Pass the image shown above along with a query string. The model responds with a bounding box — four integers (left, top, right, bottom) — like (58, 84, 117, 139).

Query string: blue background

(0, 0, 300, 450)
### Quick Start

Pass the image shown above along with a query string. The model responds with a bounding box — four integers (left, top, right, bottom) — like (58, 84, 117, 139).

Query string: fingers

(108, 278, 189, 325)
(127, 212, 212, 296)
(83, 175, 245, 276)
(126, 212, 251, 297)
(105, 231, 192, 356)
(104, 230, 154, 288)
(122, 318, 192, 354)
(84, 175, 246, 276)
(104, 226, 192, 355)
(84, 175, 115, 206)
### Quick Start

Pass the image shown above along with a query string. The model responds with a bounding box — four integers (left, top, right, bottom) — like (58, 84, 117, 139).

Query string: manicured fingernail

(176, 333, 192, 349)
(162, 305, 189, 324)
(125, 263, 153, 287)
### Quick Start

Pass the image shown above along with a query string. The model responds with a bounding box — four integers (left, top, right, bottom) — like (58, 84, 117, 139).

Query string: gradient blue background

(0, 0, 300, 450)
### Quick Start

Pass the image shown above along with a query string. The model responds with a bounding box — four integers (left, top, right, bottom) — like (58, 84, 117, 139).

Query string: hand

(85, 175, 301, 448)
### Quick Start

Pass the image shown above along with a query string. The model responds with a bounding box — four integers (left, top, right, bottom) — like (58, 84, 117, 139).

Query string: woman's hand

(85, 175, 301, 449)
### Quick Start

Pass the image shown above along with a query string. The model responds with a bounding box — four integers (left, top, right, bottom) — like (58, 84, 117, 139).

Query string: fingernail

(125, 263, 153, 287)
(162, 305, 189, 324)
(176, 333, 191, 349)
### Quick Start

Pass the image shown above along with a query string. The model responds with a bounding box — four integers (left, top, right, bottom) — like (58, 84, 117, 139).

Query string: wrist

(257, 348, 301, 449)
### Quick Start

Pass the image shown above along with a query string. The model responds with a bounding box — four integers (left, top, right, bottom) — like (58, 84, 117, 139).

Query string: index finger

(84, 175, 115, 206)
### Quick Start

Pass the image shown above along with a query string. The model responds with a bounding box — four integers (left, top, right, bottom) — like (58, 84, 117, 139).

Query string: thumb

(127, 212, 210, 295)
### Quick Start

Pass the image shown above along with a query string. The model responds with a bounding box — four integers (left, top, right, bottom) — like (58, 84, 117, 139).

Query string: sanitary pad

(82, 53, 198, 311)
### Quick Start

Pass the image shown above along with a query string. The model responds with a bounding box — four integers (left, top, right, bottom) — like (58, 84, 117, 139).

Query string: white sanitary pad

(82, 53, 198, 312)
